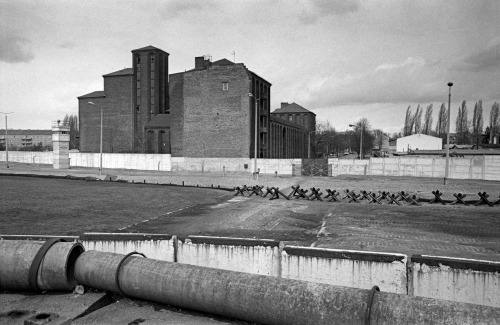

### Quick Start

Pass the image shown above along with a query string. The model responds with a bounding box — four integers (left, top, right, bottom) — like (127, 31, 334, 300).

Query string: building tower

(52, 120, 70, 169)
(132, 46, 170, 152)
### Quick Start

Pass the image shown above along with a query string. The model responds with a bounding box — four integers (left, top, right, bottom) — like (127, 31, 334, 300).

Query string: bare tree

(472, 100, 484, 135)
(413, 105, 423, 134)
(403, 106, 413, 136)
(422, 104, 433, 135)
(490, 102, 500, 144)
(435, 103, 448, 143)
(353, 117, 374, 158)
(455, 100, 470, 144)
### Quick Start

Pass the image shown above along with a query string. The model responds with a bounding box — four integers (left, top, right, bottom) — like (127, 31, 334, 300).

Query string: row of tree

(403, 101, 500, 145)
(311, 118, 381, 159)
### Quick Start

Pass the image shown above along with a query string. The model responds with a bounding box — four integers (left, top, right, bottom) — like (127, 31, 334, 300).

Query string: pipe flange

(28, 238, 67, 291)
(115, 251, 146, 296)
(365, 285, 380, 325)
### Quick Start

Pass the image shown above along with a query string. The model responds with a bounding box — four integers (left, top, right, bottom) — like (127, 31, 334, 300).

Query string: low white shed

(396, 134, 442, 152)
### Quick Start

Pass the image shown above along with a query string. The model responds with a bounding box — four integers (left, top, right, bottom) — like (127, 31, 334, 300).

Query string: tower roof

(272, 102, 315, 115)
(132, 45, 169, 55)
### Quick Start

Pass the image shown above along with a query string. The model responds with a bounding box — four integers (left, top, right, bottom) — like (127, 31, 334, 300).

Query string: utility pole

(0, 112, 13, 168)
(444, 82, 453, 185)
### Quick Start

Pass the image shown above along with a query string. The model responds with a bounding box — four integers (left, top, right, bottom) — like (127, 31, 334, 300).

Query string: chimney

(195, 56, 205, 70)
(281, 102, 289, 108)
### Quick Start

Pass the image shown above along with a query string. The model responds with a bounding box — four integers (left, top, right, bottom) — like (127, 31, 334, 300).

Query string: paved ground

(1, 162, 499, 261)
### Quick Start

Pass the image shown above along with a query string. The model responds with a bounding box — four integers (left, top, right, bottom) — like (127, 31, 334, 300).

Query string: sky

(1, 0, 499, 135)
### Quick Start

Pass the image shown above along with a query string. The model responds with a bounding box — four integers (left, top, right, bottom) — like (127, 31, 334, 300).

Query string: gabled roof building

(78, 46, 315, 158)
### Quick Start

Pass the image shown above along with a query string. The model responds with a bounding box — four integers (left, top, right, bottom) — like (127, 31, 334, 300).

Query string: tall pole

(308, 132, 311, 159)
(88, 102, 103, 176)
(254, 98, 258, 174)
(5, 115, 9, 168)
(1, 112, 13, 168)
(100, 107, 103, 176)
(359, 126, 363, 160)
(444, 82, 453, 185)
(308, 131, 316, 159)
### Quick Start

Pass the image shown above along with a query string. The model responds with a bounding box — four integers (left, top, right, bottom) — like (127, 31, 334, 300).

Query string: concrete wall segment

(79, 232, 175, 262)
(178, 236, 281, 277)
(281, 246, 408, 294)
(409, 255, 500, 308)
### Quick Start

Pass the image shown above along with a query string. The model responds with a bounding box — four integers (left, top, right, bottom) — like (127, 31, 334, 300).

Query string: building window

(222, 82, 229, 91)
(288, 115, 293, 122)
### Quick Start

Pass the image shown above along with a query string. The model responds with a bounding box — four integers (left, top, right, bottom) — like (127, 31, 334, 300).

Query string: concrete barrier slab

(79, 233, 175, 262)
(410, 255, 500, 308)
(178, 236, 281, 277)
(281, 246, 408, 294)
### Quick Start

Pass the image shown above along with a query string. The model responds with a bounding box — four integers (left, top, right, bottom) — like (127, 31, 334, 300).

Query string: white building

(396, 134, 442, 152)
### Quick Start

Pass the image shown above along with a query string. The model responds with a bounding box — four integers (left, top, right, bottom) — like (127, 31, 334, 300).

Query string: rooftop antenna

(231, 51, 236, 63)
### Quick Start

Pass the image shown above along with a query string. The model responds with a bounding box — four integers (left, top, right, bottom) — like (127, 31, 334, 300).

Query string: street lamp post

(307, 131, 317, 159)
(0, 112, 13, 168)
(247, 93, 259, 175)
(444, 82, 453, 185)
(349, 124, 363, 160)
(88, 102, 103, 176)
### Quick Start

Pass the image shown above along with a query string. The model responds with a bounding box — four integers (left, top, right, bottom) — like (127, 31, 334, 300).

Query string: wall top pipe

(284, 246, 407, 263)
(184, 235, 281, 248)
(80, 233, 173, 241)
(411, 254, 500, 273)
(0, 235, 79, 242)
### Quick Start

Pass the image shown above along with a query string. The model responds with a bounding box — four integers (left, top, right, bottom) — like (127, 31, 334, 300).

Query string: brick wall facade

(78, 46, 314, 158)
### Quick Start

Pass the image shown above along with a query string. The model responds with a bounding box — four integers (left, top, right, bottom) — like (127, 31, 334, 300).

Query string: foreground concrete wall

(409, 255, 500, 308)
(177, 236, 281, 277)
(328, 156, 500, 180)
(2, 233, 499, 307)
(281, 246, 408, 294)
(79, 233, 175, 262)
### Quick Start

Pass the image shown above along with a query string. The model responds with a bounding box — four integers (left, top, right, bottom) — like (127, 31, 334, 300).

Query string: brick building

(78, 45, 315, 158)
(0, 129, 52, 150)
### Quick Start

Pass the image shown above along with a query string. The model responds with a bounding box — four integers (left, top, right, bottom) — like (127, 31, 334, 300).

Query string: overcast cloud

(0, 0, 498, 135)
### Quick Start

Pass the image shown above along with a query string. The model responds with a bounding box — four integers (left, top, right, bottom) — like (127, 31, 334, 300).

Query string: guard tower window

(222, 82, 229, 91)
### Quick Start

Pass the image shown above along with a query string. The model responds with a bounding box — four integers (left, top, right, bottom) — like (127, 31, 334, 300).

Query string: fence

(2, 151, 500, 180)
(329, 156, 500, 181)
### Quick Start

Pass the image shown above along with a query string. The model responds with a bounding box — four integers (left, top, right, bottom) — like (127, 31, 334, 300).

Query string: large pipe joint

(0, 240, 84, 291)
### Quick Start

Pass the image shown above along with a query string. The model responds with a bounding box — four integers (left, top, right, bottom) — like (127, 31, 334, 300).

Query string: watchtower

(52, 120, 70, 169)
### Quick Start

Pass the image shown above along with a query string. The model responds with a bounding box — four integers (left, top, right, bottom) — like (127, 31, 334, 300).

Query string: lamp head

(447, 82, 453, 87)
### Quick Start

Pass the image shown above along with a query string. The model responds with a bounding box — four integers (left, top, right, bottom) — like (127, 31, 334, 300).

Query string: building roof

(0, 129, 52, 135)
(398, 134, 441, 140)
(132, 45, 164, 52)
(78, 91, 105, 99)
(411, 149, 500, 156)
(212, 58, 235, 66)
(103, 68, 133, 77)
(271, 103, 315, 115)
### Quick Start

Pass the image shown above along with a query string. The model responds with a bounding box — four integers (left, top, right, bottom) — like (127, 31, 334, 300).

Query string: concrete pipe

(0, 240, 84, 291)
(74, 251, 500, 325)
